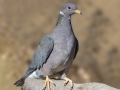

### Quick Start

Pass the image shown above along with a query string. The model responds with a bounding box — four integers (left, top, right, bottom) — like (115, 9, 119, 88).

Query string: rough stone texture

(23, 78, 119, 90)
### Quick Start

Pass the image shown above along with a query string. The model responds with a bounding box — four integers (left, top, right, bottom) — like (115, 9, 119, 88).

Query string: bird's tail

(14, 75, 28, 86)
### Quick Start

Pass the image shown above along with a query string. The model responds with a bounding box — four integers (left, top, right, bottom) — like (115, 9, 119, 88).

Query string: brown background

(0, 0, 120, 90)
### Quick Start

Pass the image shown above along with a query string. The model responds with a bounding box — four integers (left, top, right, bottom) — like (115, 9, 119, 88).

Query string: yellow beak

(75, 10, 82, 15)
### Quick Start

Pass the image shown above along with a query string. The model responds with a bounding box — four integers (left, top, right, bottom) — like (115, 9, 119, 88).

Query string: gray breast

(49, 34, 75, 72)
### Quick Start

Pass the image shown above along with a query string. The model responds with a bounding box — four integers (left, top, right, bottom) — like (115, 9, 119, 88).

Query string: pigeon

(14, 3, 82, 90)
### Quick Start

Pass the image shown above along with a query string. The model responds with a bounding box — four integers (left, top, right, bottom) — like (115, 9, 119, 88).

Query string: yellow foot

(42, 75, 56, 90)
(63, 77, 74, 90)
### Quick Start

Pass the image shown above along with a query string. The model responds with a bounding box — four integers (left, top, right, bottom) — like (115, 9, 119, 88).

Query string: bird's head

(60, 3, 82, 16)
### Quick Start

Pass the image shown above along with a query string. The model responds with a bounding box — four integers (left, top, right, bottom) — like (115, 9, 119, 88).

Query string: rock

(22, 78, 119, 90)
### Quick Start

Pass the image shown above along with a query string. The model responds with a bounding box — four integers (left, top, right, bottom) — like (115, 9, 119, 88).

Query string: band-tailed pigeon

(14, 3, 82, 90)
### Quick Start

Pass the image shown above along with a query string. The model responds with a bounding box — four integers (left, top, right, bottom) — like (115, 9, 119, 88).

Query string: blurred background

(0, 0, 120, 90)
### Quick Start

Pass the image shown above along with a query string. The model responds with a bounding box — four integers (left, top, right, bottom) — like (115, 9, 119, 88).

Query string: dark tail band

(14, 75, 27, 86)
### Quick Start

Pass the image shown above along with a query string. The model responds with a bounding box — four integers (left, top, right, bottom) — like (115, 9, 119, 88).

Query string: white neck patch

(60, 11, 64, 15)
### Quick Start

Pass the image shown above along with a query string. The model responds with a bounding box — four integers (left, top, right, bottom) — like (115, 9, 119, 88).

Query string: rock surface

(23, 78, 119, 90)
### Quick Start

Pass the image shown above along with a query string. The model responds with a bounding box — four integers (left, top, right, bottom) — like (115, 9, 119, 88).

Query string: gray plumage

(14, 3, 80, 86)
(29, 35, 54, 69)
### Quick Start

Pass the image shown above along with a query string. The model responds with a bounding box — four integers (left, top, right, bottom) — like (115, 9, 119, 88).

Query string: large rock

(23, 78, 119, 90)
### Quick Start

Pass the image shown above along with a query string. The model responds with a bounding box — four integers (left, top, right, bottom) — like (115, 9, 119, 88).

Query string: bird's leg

(63, 77, 74, 90)
(42, 75, 56, 90)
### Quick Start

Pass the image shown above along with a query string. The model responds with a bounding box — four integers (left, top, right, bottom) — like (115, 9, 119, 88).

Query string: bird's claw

(63, 77, 74, 90)
(42, 87, 46, 90)
(43, 75, 56, 90)
(64, 81, 69, 86)
(70, 86, 73, 90)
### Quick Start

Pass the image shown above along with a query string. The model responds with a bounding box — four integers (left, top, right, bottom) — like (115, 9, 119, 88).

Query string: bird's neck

(56, 14, 71, 26)
(53, 14, 74, 37)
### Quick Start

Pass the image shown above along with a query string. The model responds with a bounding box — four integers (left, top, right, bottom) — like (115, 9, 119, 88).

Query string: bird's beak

(75, 10, 82, 15)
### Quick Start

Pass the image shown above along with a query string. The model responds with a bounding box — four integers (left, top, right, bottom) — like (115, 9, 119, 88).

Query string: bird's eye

(67, 7, 71, 10)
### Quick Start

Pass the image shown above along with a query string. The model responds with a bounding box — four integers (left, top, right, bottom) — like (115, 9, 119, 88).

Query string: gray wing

(26, 35, 54, 75)
(73, 38, 79, 59)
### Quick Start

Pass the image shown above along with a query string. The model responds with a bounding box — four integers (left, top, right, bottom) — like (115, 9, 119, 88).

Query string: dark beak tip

(80, 12, 82, 15)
